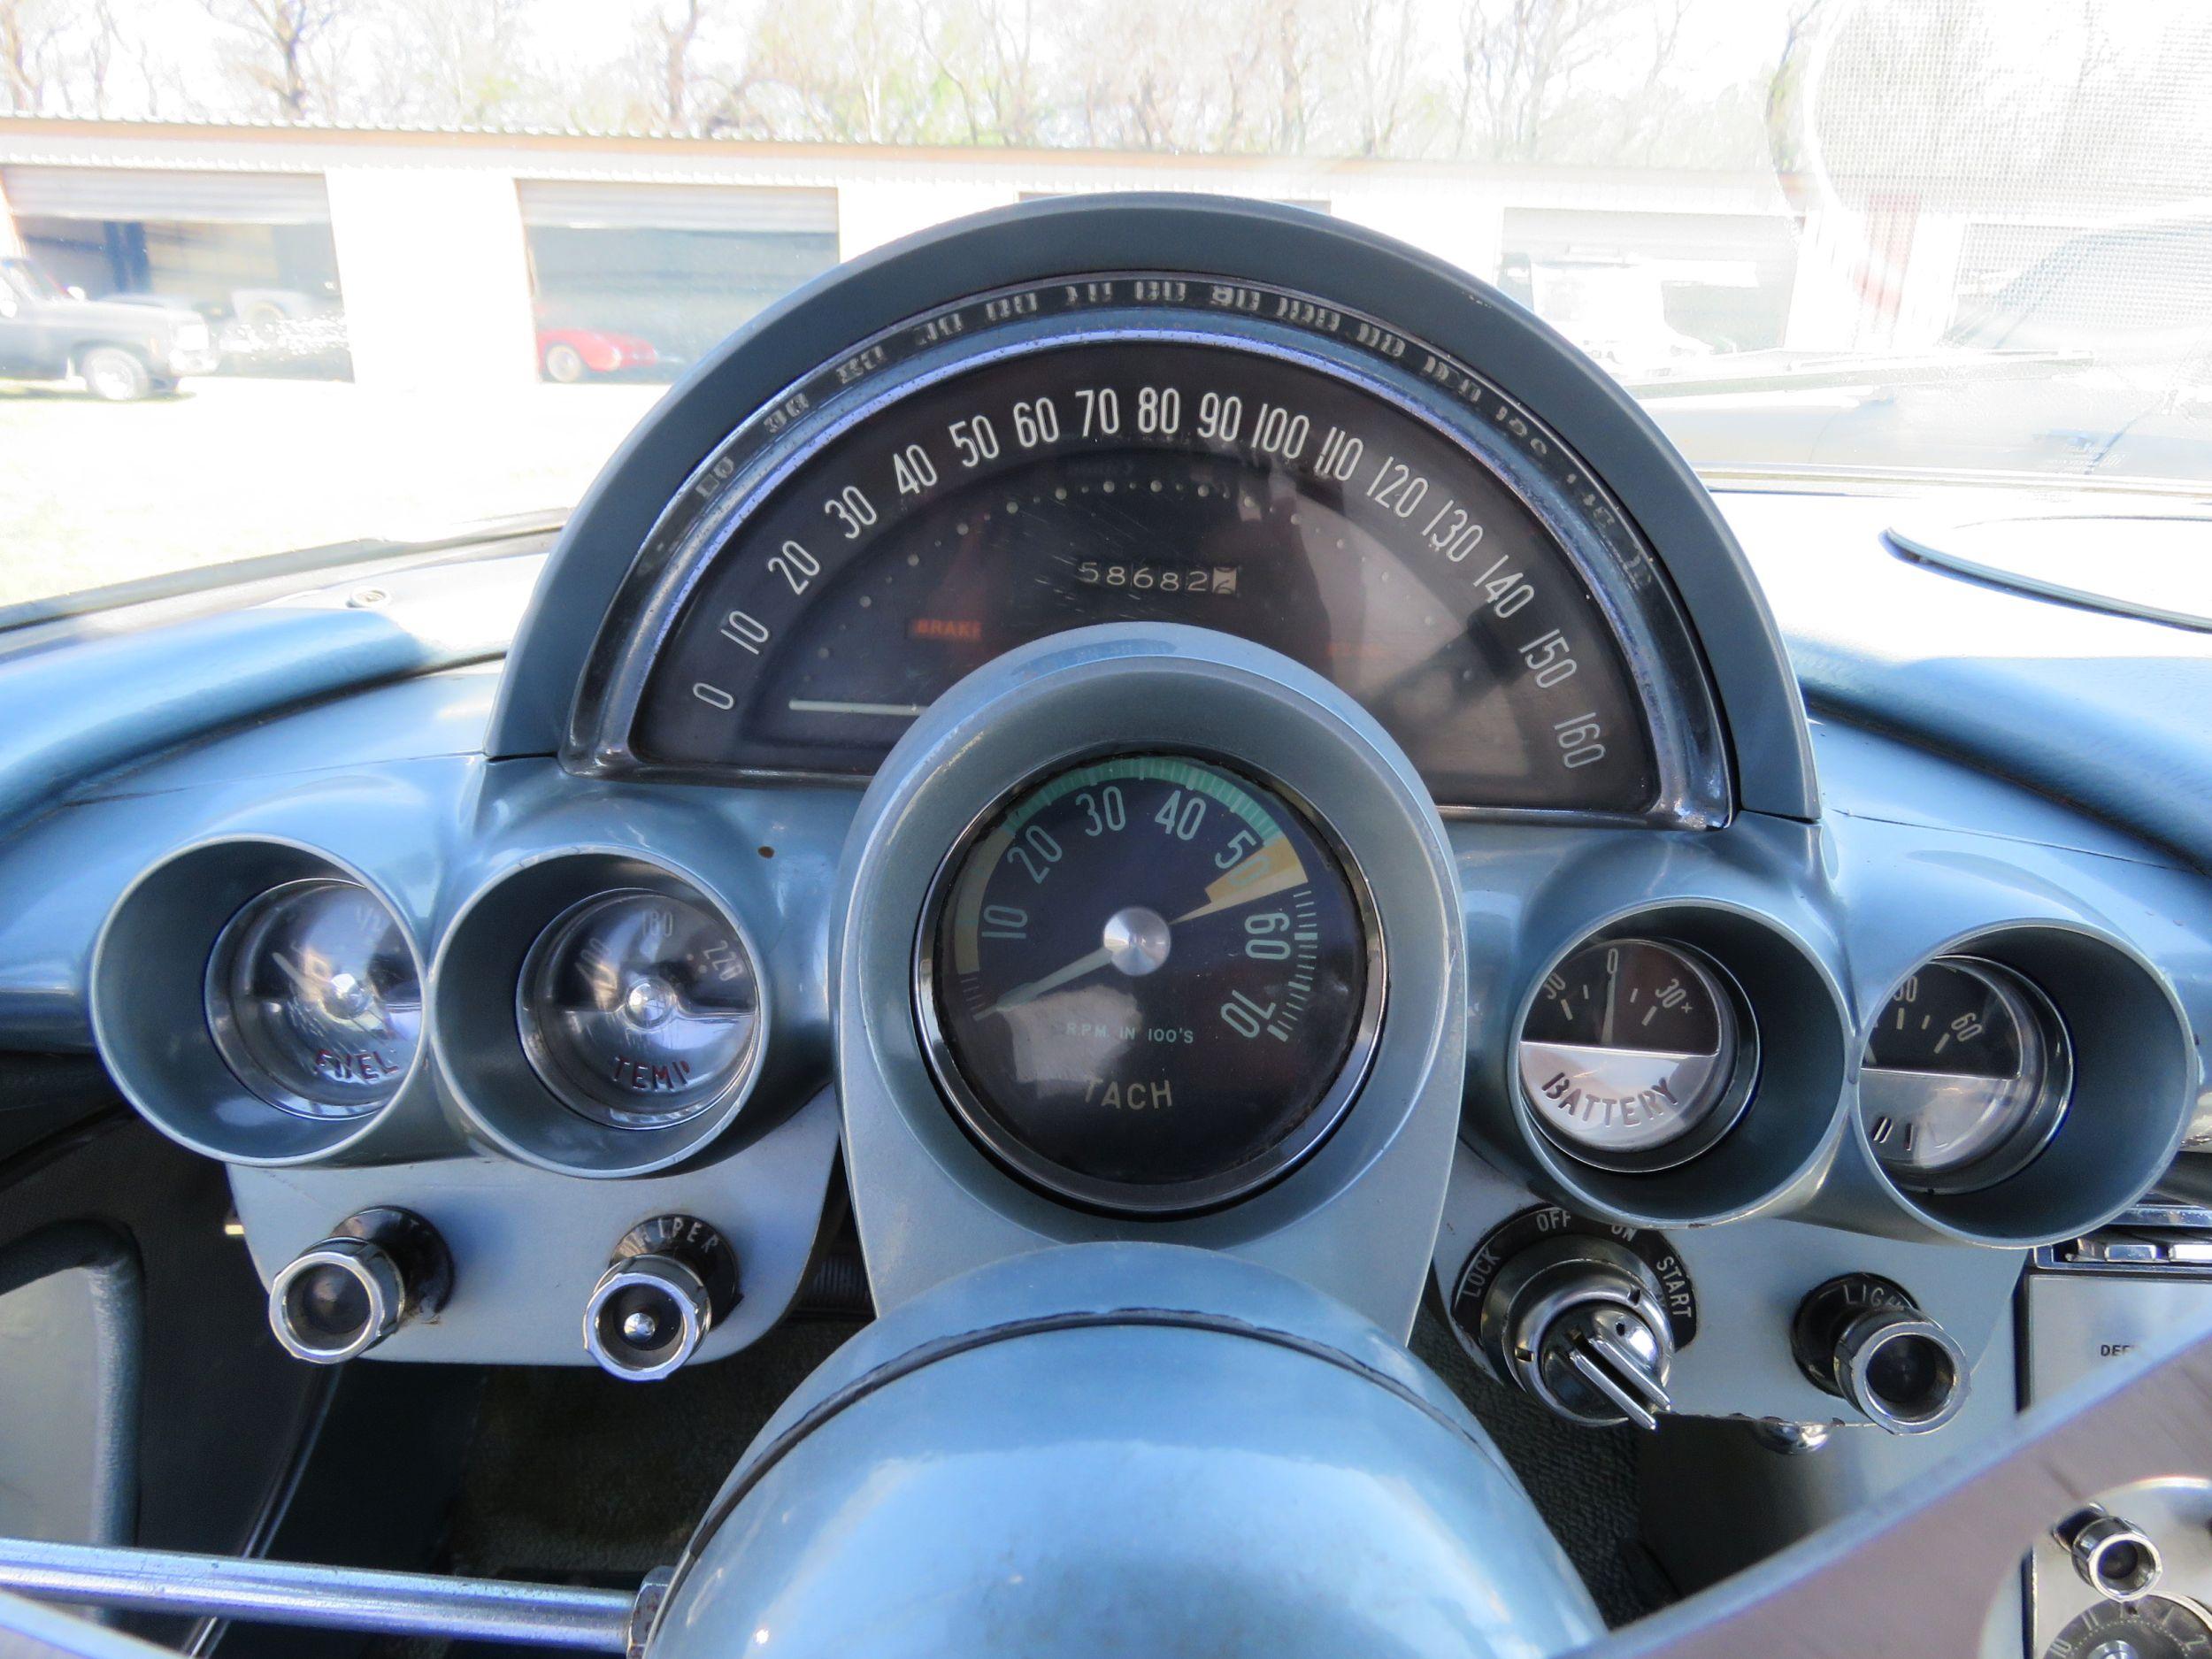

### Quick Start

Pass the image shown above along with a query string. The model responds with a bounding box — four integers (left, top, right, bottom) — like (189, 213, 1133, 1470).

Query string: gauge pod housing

(1854, 926, 2194, 1246)
(92, 837, 433, 1166)
(1508, 902, 1846, 1229)
(433, 850, 769, 1178)
(832, 624, 1463, 1333)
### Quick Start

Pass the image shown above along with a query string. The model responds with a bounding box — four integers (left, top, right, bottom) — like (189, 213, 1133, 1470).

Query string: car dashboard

(1, 196, 2208, 1658)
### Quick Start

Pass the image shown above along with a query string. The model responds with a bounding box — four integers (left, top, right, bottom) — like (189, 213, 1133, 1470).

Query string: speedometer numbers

(1517, 939, 1755, 1172)
(919, 754, 1379, 1214)
(1861, 956, 2070, 1194)
(631, 317, 1675, 815)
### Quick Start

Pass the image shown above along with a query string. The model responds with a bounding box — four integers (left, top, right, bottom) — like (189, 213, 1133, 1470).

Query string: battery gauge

(1517, 937, 1755, 1172)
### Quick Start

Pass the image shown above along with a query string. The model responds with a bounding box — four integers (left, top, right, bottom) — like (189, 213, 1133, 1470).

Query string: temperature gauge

(205, 879, 422, 1119)
(1862, 956, 2070, 1194)
(1517, 938, 1753, 1172)
(518, 889, 761, 1130)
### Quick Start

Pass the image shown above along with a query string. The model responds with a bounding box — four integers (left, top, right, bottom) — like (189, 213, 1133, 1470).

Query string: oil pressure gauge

(1861, 956, 2070, 1194)
(1517, 938, 1755, 1172)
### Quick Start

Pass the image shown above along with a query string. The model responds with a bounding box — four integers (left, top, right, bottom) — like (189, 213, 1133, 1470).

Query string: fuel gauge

(205, 879, 422, 1119)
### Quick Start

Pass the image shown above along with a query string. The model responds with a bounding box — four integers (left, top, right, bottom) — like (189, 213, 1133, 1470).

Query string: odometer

(918, 753, 1379, 1213)
(626, 311, 1678, 814)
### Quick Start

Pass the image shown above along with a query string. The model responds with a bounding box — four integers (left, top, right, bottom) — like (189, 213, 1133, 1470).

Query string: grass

(0, 377, 667, 608)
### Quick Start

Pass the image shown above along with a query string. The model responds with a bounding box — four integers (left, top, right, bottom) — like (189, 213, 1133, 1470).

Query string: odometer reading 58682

(920, 754, 1379, 1212)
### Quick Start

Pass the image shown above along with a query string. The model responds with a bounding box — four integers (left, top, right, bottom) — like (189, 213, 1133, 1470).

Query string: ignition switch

(1452, 1207, 1695, 1432)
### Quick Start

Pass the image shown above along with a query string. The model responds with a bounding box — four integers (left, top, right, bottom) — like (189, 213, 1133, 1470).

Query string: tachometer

(918, 753, 1380, 1214)
(590, 274, 1726, 821)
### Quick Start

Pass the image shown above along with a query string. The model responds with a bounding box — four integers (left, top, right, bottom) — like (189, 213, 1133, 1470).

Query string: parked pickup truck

(0, 256, 219, 400)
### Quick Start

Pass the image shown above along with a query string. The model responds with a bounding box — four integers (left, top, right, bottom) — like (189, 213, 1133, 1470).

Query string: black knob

(582, 1216, 741, 1382)
(267, 1208, 449, 1364)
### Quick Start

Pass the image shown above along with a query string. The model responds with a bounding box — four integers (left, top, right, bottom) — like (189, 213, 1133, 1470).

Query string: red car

(537, 326, 659, 382)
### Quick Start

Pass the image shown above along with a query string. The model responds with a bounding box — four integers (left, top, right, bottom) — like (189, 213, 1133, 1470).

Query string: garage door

(2, 167, 331, 225)
(517, 180, 834, 234)
(518, 181, 840, 382)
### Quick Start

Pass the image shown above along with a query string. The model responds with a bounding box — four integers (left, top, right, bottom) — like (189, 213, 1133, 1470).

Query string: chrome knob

(1793, 1275, 1970, 1435)
(582, 1216, 740, 1382)
(267, 1207, 449, 1364)
(2057, 1507, 2163, 1601)
(1477, 1234, 1676, 1430)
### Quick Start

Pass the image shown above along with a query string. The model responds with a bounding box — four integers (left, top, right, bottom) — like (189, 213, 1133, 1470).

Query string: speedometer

(590, 272, 1727, 820)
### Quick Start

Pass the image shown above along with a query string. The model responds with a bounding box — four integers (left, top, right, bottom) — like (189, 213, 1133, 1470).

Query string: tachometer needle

(983, 947, 1116, 1018)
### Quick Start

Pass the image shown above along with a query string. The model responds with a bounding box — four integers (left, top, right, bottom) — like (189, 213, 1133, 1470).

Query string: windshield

(0, 0, 2206, 611)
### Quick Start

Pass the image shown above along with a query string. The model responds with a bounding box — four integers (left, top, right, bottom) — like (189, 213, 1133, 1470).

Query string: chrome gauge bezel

(1861, 955, 2073, 1197)
(515, 886, 764, 1133)
(1516, 936, 1760, 1175)
(912, 748, 1388, 1218)
(204, 876, 423, 1122)
(565, 271, 1731, 831)
(431, 849, 775, 1179)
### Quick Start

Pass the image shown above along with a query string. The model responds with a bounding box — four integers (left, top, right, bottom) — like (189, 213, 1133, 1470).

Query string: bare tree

(1344, 0, 1418, 157)
(917, 0, 1044, 148)
(204, 0, 348, 122)
(0, 0, 61, 112)
(1451, 0, 1644, 161)
(644, 0, 710, 130)
(374, 0, 531, 127)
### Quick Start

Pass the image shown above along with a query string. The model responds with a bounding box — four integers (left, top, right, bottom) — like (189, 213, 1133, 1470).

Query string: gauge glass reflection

(206, 879, 422, 1118)
(1862, 956, 2070, 1194)
(519, 889, 759, 1130)
(1517, 938, 1750, 1171)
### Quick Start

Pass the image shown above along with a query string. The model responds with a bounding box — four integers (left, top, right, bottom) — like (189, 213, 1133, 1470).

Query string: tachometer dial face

(920, 754, 1379, 1213)
(2047, 1595, 2212, 1659)
(518, 889, 760, 1130)
(631, 327, 1668, 814)
(205, 879, 422, 1119)
(1862, 956, 2070, 1194)
(1517, 938, 1751, 1171)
